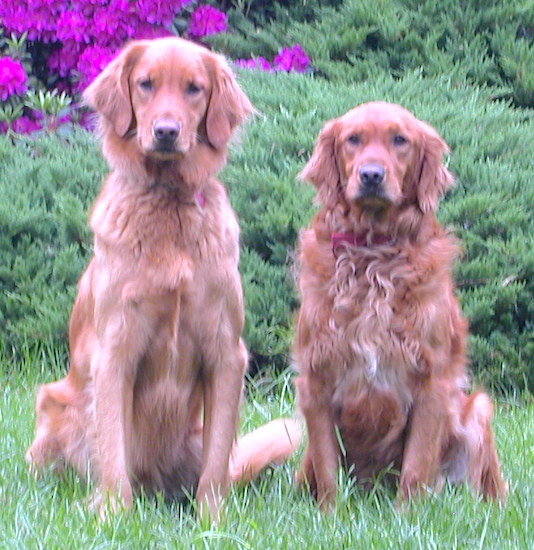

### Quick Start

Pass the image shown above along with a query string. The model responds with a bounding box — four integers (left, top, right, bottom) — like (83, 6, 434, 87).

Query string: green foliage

(214, 0, 339, 24)
(0, 130, 103, 355)
(213, 0, 534, 108)
(0, 56, 533, 394)
(2, 362, 533, 548)
(231, 70, 534, 393)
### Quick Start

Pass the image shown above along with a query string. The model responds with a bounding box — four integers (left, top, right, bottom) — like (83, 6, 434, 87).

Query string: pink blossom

(92, 0, 138, 46)
(188, 5, 227, 38)
(8, 115, 42, 134)
(48, 43, 84, 78)
(234, 57, 272, 71)
(0, 4, 58, 41)
(134, 22, 174, 41)
(0, 0, 233, 134)
(75, 45, 117, 91)
(273, 44, 311, 73)
(135, 0, 192, 26)
(57, 10, 93, 43)
(235, 45, 312, 74)
(0, 57, 28, 100)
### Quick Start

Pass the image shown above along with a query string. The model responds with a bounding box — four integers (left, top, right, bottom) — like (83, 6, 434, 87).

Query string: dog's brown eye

(186, 82, 202, 95)
(393, 134, 407, 145)
(347, 135, 360, 145)
(139, 79, 153, 91)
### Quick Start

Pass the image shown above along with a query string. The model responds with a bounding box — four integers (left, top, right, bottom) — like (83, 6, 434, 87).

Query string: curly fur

(294, 102, 507, 509)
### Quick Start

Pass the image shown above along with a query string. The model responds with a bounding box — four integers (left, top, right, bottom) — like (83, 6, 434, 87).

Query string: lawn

(1, 3, 533, 547)
(0, 351, 532, 549)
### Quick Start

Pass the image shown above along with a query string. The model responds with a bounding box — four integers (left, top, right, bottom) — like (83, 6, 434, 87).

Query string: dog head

(84, 37, 253, 159)
(300, 102, 454, 215)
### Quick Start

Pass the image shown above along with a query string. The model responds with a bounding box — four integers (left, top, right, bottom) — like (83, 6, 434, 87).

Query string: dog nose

(153, 119, 180, 142)
(359, 164, 385, 187)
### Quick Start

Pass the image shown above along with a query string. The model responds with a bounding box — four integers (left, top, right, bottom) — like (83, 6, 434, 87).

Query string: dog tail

(230, 418, 303, 483)
(462, 391, 508, 502)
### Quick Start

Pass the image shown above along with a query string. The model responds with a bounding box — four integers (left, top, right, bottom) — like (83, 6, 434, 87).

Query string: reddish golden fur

(25, 37, 300, 520)
(294, 102, 507, 509)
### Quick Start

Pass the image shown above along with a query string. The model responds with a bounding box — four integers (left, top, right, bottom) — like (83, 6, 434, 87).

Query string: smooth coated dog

(294, 102, 507, 510)
(26, 37, 300, 520)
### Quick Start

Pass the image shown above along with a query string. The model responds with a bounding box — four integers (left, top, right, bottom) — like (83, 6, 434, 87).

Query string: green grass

(1, 350, 532, 549)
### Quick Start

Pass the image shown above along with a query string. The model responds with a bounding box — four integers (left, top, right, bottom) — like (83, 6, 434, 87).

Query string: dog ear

(415, 120, 454, 213)
(204, 53, 254, 151)
(83, 41, 147, 137)
(299, 119, 341, 208)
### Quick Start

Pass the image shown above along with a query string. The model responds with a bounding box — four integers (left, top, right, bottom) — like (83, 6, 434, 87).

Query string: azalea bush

(0, 1, 210, 95)
(0, 1, 311, 136)
(0, 1, 197, 135)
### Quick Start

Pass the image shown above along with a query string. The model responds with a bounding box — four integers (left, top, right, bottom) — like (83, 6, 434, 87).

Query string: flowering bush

(0, 1, 311, 136)
(273, 44, 310, 72)
(235, 44, 311, 74)
(0, 114, 41, 135)
(0, 0, 195, 95)
(0, 57, 28, 100)
(188, 4, 227, 38)
(234, 57, 273, 71)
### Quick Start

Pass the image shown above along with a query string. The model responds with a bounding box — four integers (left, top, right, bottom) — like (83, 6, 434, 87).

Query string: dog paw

(88, 487, 132, 520)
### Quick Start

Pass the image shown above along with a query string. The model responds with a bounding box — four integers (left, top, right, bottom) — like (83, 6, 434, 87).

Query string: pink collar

(194, 191, 206, 209)
(331, 231, 392, 256)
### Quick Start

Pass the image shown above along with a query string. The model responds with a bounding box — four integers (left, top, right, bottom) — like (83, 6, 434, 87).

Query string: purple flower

(75, 45, 117, 91)
(91, 0, 140, 46)
(0, 57, 28, 100)
(273, 44, 311, 73)
(134, 22, 174, 41)
(8, 115, 42, 135)
(48, 43, 84, 78)
(234, 57, 272, 72)
(234, 45, 312, 74)
(188, 4, 227, 38)
(0, 0, 231, 134)
(135, 0, 192, 26)
(0, 4, 55, 41)
(57, 10, 93, 43)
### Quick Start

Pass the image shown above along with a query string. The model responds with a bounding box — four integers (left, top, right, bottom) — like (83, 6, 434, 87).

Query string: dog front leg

(197, 339, 247, 522)
(295, 374, 339, 512)
(399, 381, 448, 500)
(91, 345, 136, 513)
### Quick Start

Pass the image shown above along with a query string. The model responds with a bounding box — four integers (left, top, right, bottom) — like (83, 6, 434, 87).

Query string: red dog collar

(331, 231, 391, 256)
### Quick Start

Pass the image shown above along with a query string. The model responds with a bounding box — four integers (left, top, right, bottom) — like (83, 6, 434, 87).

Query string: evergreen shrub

(213, 0, 534, 108)
(0, 70, 532, 393)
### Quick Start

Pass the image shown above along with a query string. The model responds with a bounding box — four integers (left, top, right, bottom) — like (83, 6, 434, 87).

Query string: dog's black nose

(153, 119, 180, 143)
(359, 164, 385, 187)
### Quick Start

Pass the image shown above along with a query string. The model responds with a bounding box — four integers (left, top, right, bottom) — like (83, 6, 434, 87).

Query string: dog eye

(139, 79, 153, 91)
(347, 135, 360, 145)
(186, 82, 202, 95)
(393, 134, 407, 145)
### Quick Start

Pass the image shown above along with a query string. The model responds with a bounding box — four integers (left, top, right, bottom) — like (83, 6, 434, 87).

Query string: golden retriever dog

(26, 37, 300, 520)
(294, 102, 508, 510)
